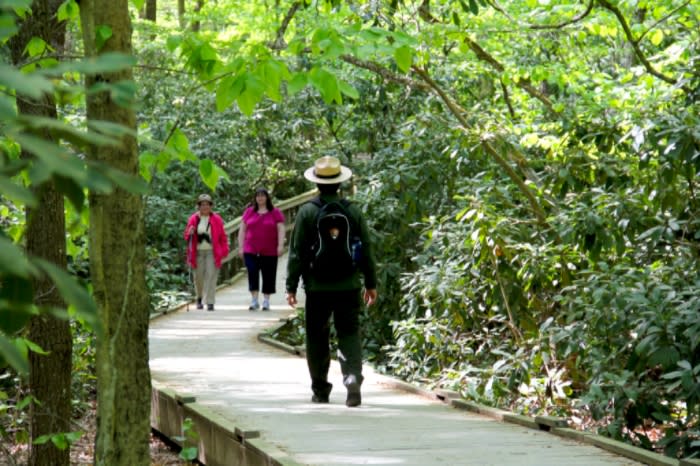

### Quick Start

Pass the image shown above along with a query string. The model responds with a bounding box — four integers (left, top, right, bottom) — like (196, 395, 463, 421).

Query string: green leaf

(215, 74, 242, 112)
(309, 67, 341, 105)
(41, 52, 136, 77)
(394, 45, 413, 73)
(236, 74, 265, 116)
(66, 431, 83, 443)
(649, 345, 680, 369)
(261, 60, 285, 102)
(57, 0, 79, 21)
(0, 334, 28, 375)
(180, 446, 198, 461)
(0, 64, 53, 99)
(469, 0, 479, 14)
(338, 80, 359, 99)
(199, 42, 218, 62)
(22, 338, 47, 355)
(166, 128, 196, 161)
(199, 159, 218, 190)
(130, 0, 145, 10)
(155, 150, 173, 171)
(14, 134, 88, 185)
(100, 165, 149, 195)
(95, 25, 113, 51)
(166, 34, 182, 52)
(0, 94, 17, 120)
(0, 274, 33, 306)
(88, 119, 136, 140)
(0, 304, 33, 337)
(51, 434, 69, 450)
(33, 434, 51, 445)
(3, 0, 33, 11)
(0, 174, 36, 207)
(649, 29, 663, 46)
(83, 166, 114, 193)
(32, 259, 99, 328)
(24, 37, 47, 57)
(16, 394, 35, 410)
(106, 80, 137, 107)
(139, 151, 157, 181)
(19, 115, 119, 148)
(0, 236, 38, 278)
(54, 175, 85, 211)
(287, 72, 308, 96)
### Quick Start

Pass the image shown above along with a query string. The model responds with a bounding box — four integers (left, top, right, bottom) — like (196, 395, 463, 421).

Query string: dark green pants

(304, 289, 363, 398)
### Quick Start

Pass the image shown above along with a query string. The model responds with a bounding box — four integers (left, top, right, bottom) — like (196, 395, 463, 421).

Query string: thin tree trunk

(145, 0, 156, 22)
(191, 0, 204, 32)
(24, 187, 71, 466)
(9, 1, 71, 466)
(178, 0, 185, 28)
(79, 1, 151, 465)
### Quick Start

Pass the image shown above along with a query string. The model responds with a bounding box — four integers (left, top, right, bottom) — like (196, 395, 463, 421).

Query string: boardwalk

(149, 254, 642, 466)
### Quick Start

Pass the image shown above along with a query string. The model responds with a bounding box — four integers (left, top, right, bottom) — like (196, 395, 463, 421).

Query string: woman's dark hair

(253, 187, 274, 211)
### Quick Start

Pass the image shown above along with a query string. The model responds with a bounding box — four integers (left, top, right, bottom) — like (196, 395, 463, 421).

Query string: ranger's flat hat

(304, 156, 352, 184)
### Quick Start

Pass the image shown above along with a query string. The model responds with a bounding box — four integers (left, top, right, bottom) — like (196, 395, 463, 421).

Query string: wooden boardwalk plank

(149, 255, 643, 466)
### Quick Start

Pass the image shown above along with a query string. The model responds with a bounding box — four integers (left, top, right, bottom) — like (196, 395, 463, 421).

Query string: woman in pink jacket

(184, 194, 230, 311)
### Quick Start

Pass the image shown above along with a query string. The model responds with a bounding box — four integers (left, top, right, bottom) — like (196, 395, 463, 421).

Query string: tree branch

(462, 36, 556, 113)
(500, 79, 516, 119)
(268, 1, 301, 51)
(412, 65, 551, 230)
(339, 54, 432, 92)
(636, 0, 691, 43)
(597, 0, 691, 93)
(487, 0, 594, 30)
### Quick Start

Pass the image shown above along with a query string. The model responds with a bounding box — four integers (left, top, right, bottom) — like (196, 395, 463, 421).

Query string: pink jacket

(184, 212, 229, 269)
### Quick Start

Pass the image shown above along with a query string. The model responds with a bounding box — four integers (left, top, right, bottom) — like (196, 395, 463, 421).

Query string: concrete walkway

(149, 255, 641, 466)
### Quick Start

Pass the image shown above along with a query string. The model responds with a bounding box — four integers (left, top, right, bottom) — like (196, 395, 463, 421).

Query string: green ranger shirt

(286, 193, 378, 294)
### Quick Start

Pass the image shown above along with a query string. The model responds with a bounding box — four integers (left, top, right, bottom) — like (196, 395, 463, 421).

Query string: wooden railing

(217, 189, 318, 283)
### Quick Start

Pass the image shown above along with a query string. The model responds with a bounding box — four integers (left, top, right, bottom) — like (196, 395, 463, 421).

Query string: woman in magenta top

(184, 194, 230, 311)
(237, 188, 285, 310)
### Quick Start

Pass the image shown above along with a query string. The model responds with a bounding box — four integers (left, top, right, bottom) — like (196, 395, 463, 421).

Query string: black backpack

(307, 197, 362, 281)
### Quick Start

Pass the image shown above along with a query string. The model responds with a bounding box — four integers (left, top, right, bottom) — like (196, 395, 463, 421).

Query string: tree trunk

(177, 0, 185, 28)
(145, 0, 156, 22)
(79, 1, 151, 465)
(24, 188, 72, 466)
(191, 0, 204, 32)
(9, 2, 72, 466)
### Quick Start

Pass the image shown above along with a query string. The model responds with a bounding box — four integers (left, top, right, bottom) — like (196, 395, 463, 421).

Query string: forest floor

(0, 399, 185, 466)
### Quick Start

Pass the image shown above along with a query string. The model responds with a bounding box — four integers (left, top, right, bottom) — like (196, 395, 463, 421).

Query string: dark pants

(304, 290, 363, 398)
(243, 253, 278, 294)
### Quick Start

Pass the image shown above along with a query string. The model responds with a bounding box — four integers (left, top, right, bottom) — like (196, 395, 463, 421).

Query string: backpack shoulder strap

(310, 196, 324, 209)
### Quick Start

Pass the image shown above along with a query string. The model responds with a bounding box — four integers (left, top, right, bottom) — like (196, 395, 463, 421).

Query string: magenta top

(241, 206, 285, 256)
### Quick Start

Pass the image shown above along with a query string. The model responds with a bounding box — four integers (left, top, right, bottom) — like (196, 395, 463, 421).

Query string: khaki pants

(194, 250, 218, 305)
